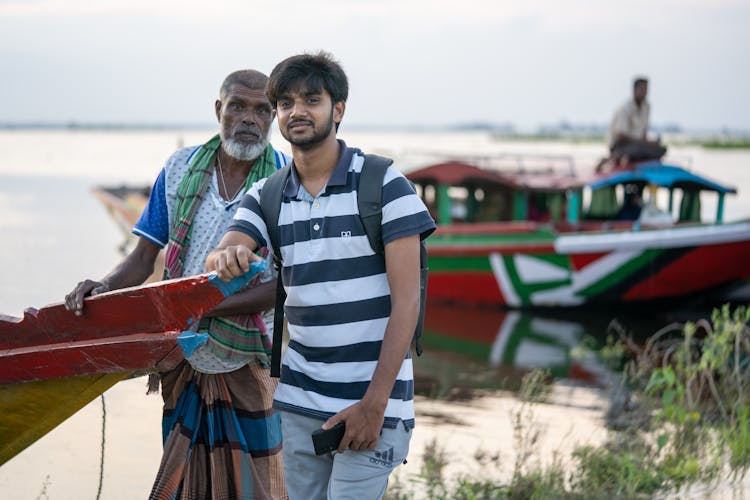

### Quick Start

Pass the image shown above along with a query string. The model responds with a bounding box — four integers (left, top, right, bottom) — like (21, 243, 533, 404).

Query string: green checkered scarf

(155, 134, 280, 367)
(163, 134, 277, 279)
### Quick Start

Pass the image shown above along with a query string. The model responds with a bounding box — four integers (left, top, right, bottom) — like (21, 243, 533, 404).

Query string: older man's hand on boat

(206, 244, 262, 282)
(64, 279, 110, 316)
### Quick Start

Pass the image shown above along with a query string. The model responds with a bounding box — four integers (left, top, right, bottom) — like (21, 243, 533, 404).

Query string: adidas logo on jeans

(370, 447, 394, 467)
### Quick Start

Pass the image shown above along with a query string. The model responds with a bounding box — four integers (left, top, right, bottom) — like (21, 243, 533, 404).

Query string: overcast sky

(1, 0, 748, 131)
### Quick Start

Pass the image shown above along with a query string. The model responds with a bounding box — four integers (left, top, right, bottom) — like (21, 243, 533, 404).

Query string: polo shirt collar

(283, 140, 356, 198)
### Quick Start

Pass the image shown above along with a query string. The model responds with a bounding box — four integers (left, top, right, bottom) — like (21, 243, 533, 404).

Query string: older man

(65, 70, 288, 499)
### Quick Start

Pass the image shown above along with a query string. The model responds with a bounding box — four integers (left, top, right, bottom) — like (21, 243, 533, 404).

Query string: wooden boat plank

(0, 264, 265, 384)
(0, 273, 224, 349)
(0, 332, 182, 384)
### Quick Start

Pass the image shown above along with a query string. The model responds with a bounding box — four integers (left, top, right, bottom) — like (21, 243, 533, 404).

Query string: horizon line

(0, 121, 748, 137)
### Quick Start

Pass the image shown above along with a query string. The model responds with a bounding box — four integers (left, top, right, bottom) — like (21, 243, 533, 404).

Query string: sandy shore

(0, 376, 612, 499)
(399, 382, 610, 489)
(3, 374, 749, 499)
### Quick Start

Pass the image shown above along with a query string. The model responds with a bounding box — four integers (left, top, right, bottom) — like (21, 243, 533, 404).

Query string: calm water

(1, 130, 749, 498)
(2, 129, 748, 317)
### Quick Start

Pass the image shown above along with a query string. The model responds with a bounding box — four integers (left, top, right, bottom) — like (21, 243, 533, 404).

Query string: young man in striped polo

(207, 52, 435, 499)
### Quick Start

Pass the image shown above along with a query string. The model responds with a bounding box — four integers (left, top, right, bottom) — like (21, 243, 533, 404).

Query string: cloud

(0, 0, 748, 129)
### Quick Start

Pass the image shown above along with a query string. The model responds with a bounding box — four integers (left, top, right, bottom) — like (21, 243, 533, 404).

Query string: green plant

(634, 305, 750, 481)
(417, 437, 450, 499)
(385, 308, 750, 498)
(725, 404, 750, 478)
(572, 439, 662, 498)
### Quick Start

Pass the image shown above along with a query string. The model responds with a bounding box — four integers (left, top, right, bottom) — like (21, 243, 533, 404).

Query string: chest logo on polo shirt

(341, 231, 351, 238)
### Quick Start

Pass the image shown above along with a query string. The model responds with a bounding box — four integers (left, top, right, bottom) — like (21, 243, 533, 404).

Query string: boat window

(585, 186, 619, 220)
(528, 193, 551, 222)
(678, 189, 701, 223)
(639, 185, 674, 226)
(420, 184, 438, 220)
(448, 186, 470, 222)
(613, 184, 643, 221)
(475, 188, 516, 222)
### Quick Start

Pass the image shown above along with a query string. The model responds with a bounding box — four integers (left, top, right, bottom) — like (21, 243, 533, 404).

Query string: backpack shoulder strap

(358, 154, 393, 255)
(357, 154, 426, 356)
(259, 164, 291, 260)
(357, 154, 428, 356)
(258, 164, 291, 378)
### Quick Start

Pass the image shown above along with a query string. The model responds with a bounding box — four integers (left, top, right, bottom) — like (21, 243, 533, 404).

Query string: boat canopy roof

(406, 161, 584, 193)
(408, 158, 737, 196)
(589, 161, 737, 194)
(404, 157, 738, 225)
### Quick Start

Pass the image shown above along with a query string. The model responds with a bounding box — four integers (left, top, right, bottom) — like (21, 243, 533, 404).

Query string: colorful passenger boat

(408, 158, 750, 307)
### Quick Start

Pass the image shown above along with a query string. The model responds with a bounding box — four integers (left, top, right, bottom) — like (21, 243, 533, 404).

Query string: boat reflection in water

(413, 300, 675, 399)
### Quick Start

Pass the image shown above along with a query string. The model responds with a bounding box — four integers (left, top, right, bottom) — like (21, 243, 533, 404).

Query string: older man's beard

(221, 133, 270, 161)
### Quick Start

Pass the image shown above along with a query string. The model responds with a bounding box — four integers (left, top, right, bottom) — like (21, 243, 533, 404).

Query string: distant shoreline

(0, 122, 214, 131)
(1, 123, 749, 148)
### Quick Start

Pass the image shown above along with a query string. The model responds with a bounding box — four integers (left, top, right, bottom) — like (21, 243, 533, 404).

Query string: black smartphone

(311, 422, 346, 455)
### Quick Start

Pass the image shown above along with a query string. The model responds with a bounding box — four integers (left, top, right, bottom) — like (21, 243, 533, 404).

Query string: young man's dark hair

(633, 76, 648, 89)
(265, 51, 349, 109)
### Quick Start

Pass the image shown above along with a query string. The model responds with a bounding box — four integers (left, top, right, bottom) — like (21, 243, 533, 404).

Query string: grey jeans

(280, 411, 412, 500)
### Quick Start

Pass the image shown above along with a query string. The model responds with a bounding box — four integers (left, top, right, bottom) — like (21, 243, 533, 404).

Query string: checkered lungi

(149, 361, 286, 499)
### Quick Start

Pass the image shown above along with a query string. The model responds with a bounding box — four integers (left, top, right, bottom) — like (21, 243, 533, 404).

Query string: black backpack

(259, 154, 428, 378)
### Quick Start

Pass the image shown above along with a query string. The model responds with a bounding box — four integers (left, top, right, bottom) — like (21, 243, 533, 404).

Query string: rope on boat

(96, 394, 106, 500)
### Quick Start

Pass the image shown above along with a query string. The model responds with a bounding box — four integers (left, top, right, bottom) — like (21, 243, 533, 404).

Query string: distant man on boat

(64, 70, 288, 499)
(608, 76, 667, 164)
(206, 52, 435, 499)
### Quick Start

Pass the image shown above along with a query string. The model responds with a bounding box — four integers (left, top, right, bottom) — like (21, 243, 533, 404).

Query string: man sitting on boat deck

(608, 76, 667, 164)
(64, 70, 289, 499)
